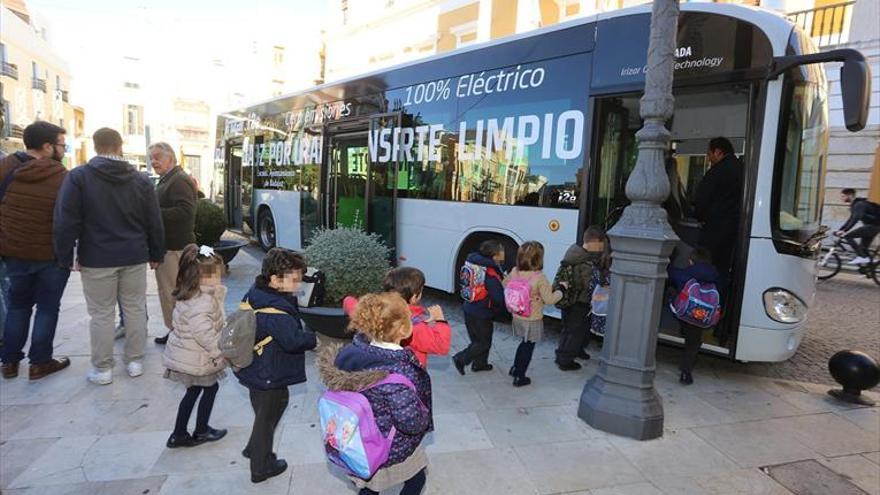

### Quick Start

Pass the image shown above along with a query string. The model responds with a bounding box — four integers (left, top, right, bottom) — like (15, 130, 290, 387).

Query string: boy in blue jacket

(453, 239, 509, 375)
(235, 248, 317, 483)
(667, 246, 720, 385)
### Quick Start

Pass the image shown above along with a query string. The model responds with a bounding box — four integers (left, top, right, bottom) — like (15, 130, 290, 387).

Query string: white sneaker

(848, 256, 870, 265)
(87, 367, 113, 385)
(126, 361, 144, 378)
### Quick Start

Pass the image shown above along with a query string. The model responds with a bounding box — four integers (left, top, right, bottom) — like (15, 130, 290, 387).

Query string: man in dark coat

(694, 137, 744, 287)
(149, 142, 197, 345)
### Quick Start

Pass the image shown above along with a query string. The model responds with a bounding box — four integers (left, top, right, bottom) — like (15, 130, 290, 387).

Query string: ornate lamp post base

(577, 0, 680, 441)
(578, 205, 677, 440)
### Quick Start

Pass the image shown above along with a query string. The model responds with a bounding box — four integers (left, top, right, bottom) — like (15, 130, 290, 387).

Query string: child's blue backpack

(318, 374, 418, 479)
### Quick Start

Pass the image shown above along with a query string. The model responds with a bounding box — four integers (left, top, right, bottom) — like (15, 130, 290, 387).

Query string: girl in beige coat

(163, 244, 228, 448)
(504, 241, 567, 387)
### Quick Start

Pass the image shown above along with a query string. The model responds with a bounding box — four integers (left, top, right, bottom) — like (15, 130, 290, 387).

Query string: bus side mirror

(768, 48, 872, 132)
(840, 58, 871, 132)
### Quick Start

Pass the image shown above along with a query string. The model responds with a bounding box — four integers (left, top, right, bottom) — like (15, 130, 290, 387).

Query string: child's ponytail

(173, 244, 223, 300)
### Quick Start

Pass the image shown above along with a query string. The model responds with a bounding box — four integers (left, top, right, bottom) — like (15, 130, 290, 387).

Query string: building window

(273, 46, 284, 65)
(561, 0, 580, 20)
(123, 81, 141, 89)
(1, 100, 10, 138)
(272, 79, 285, 97)
(32, 62, 38, 79)
(0, 43, 7, 63)
(123, 104, 144, 135)
(450, 21, 478, 48)
(183, 154, 201, 181)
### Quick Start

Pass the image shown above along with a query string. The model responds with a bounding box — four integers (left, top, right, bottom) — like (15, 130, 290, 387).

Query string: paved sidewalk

(1, 247, 878, 495)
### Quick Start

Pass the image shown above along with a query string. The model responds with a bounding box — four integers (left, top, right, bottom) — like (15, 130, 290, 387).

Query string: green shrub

(304, 227, 391, 306)
(194, 199, 227, 246)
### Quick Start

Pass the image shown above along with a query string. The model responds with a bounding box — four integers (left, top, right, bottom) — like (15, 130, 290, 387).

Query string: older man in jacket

(149, 142, 198, 345)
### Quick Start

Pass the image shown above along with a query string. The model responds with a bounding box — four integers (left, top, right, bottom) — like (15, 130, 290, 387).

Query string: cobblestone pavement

(733, 274, 880, 385)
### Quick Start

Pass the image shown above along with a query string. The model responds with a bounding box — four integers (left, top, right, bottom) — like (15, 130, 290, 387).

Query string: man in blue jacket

(54, 128, 165, 385)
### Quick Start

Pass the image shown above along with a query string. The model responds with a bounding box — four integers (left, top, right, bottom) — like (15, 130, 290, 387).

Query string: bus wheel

(817, 252, 840, 281)
(258, 208, 276, 251)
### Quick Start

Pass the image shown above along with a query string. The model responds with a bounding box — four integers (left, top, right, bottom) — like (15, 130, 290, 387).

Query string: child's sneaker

(126, 361, 143, 377)
(87, 367, 112, 385)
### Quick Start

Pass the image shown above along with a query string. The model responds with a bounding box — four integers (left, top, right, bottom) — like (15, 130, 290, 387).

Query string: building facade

(0, 0, 78, 164)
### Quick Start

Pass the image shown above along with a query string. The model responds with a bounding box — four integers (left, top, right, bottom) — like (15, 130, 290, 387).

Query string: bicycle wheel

(817, 252, 841, 280)
(871, 262, 880, 286)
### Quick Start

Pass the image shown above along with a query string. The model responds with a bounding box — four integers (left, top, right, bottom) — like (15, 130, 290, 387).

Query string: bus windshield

(775, 77, 829, 240)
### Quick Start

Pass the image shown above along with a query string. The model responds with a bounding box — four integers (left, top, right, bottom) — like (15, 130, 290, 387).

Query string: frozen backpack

(670, 278, 722, 329)
(459, 261, 500, 303)
(504, 273, 536, 317)
(319, 374, 419, 479)
(590, 284, 610, 317)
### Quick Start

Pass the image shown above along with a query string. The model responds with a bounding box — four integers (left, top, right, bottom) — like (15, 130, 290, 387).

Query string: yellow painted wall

(436, 3, 480, 53)
(491, 0, 518, 39)
(539, 0, 560, 26)
(869, 145, 880, 203)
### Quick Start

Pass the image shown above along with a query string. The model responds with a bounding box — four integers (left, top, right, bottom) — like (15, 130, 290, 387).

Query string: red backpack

(459, 261, 500, 303)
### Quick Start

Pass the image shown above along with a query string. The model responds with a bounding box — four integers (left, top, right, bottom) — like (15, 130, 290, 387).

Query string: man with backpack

(452, 239, 508, 375)
(0, 121, 71, 381)
(836, 188, 880, 265)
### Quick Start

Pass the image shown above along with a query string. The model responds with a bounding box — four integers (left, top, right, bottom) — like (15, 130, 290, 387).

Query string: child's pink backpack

(505, 273, 536, 317)
(318, 374, 418, 479)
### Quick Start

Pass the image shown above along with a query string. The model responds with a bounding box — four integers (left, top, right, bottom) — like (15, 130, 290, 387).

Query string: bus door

(326, 113, 401, 259)
(226, 141, 244, 229)
(587, 84, 754, 358)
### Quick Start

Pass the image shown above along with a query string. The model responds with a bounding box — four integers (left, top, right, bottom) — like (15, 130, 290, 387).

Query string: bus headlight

(763, 288, 807, 324)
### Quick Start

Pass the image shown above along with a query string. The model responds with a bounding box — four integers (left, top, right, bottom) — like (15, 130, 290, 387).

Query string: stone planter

(299, 306, 352, 340)
(213, 239, 248, 266)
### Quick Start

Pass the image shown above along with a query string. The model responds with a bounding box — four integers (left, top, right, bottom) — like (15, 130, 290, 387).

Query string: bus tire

(257, 208, 277, 252)
(817, 252, 840, 281)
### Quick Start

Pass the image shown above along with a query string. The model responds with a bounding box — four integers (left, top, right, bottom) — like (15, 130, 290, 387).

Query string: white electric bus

(214, 3, 871, 362)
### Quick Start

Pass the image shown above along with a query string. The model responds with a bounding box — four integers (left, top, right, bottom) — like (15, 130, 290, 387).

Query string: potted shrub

(300, 227, 391, 340)
(194, 199, 246, 266)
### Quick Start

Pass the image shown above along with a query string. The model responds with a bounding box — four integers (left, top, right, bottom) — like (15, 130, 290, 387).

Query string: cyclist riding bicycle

(834, 188, 880, 265)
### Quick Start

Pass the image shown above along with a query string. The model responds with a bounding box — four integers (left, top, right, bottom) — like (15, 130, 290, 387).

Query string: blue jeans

(0, 259, 9, 339)
(1, 258, 71, 364)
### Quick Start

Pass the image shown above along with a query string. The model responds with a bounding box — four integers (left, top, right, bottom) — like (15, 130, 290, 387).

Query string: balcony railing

(1, 62, 18, 80)
(32, 78, 47, 92)
(788, 1, 854, 48)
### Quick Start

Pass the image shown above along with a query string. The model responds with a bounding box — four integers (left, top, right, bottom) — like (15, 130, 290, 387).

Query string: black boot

(512, 341, 535, 386)
(679, 370, 694, 385)
(251, 458, 288, 483)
